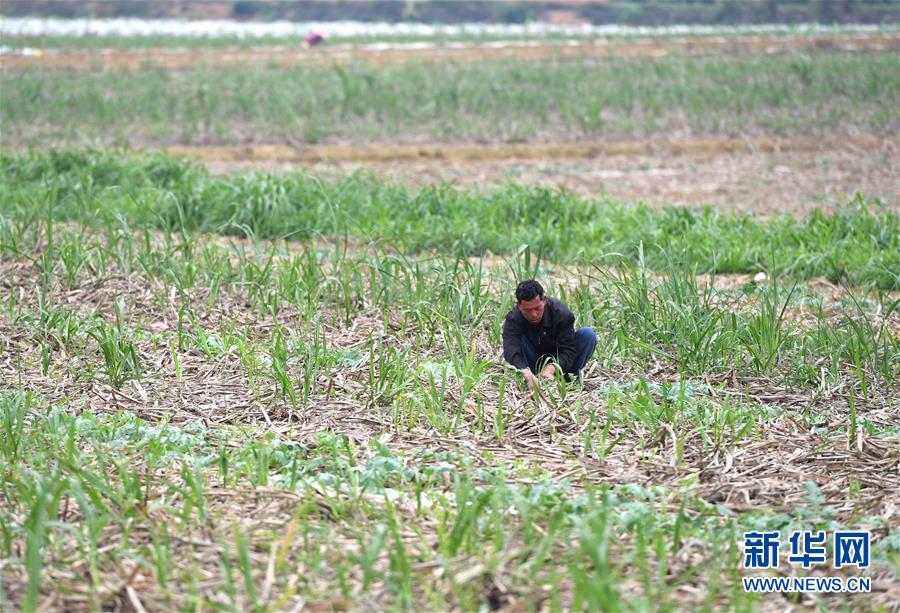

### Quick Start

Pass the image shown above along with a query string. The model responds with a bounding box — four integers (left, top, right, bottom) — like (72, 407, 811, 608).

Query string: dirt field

(4, 32, 897, 71)
(165, 135, 899, 215)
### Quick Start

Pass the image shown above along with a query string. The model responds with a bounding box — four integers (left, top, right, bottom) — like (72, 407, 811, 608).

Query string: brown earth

(3, 33, 898, 71)
(165, 134, 900, 215)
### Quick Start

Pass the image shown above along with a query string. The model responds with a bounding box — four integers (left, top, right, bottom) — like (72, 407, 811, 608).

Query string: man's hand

(539, 363, 556, 380)
(522, 368, 537, 392)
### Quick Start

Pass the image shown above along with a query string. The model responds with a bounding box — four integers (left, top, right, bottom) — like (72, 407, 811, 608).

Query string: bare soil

(4, 33, 897, 71)
(165, 135, 899, 216)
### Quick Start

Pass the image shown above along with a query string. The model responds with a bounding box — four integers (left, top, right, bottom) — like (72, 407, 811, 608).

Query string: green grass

(1, 152, 896, 393)
(1, 151, 896, 398)
(1, 391, 894, 610)
(3, 150, 897, 289)
(2, 50, 897, 146)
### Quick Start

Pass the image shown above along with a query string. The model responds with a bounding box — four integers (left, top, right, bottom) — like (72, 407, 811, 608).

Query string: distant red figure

(304, 31, 325, 48)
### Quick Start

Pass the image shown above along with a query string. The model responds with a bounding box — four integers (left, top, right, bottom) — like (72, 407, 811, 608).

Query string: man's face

(518, 295, 546, 325)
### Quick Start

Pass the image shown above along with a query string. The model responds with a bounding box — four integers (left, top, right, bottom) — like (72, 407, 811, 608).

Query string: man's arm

(502, 315, 539, 391)
(554, 309, 578, 374)
(501, 315, 528, 370)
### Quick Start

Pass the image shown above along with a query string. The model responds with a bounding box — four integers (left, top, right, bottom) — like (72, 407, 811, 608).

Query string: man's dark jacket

(502, 297, 577, 372)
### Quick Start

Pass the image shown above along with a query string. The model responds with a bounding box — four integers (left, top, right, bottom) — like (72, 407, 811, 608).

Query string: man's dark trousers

(520, 327, 597, 376)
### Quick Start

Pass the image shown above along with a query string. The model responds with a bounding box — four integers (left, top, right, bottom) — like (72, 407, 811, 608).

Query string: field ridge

(3, 32, 898, 70)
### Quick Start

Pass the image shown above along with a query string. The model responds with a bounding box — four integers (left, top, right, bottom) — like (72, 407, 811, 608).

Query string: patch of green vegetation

(1, 153, 895, 423)
(2, 150, 898, 291)
(2, 391, 894, 610)
(2, 50, 897, 145)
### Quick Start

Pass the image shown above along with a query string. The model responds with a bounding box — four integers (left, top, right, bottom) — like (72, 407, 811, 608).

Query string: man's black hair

(515, 279, 544, 303)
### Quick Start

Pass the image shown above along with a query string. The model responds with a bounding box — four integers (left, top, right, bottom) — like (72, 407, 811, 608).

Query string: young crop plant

(739, 276, 798, 373)
(270, 326, 297, 408)
(86, 298, 141, 388)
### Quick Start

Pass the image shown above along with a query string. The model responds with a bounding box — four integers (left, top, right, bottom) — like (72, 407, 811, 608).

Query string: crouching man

(502, 279, 597, 392)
